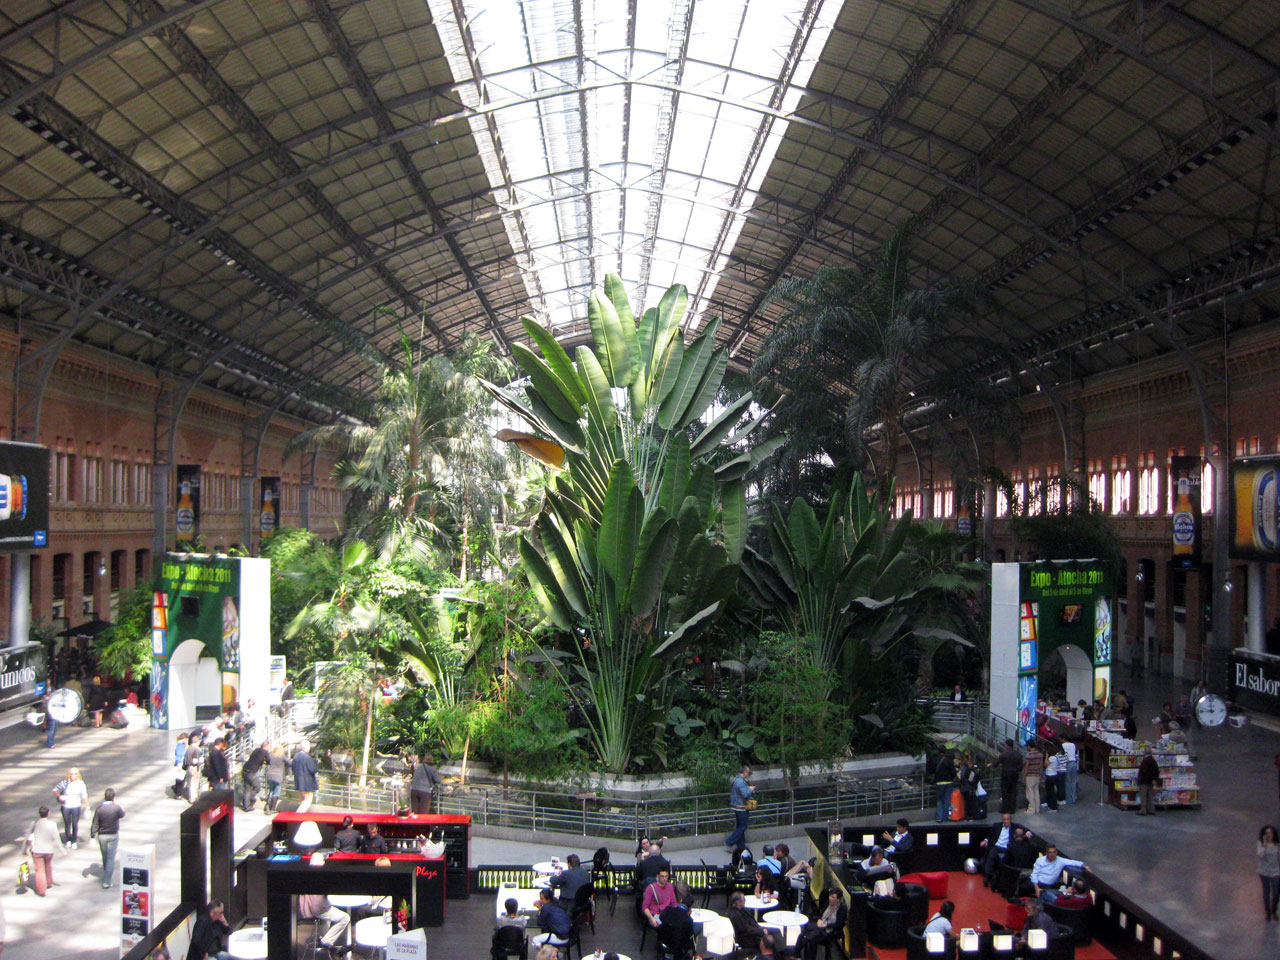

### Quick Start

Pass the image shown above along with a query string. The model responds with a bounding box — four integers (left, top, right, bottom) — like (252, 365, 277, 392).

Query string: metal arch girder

(0, 0, 230, 114)
(305, 0, 503, 350)
(1014, 0, 1280, 146)
(240, 396, 291, 548)
(116, 0, 440, 353)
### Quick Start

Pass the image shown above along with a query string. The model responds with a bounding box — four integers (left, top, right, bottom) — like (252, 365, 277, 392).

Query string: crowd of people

(21, 765, 126, 895)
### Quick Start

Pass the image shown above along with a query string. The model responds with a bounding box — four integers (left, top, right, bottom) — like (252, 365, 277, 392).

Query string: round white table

(226, 927, 268, 960)
(327, 895, 369, 948)
(742, 894, 780, 915)
(532, 860, 561, 875)
(355, 915, 393, 957)
(690, 908, 721, 924)
(762, 910, 809, 946)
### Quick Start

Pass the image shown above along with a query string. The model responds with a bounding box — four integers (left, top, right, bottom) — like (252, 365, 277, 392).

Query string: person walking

(53, 767, 88, 848)
(23, 806, 66, 896)
(242, 739, 270, 811)
(265, 743, 286, 813)
(292, 742, 318, 812)
(724, 765, 755, 854)
(1137, 746, 1160, 816)
(1023, 741, 1044, 813)
(43, 691, 58, 749)
(89, 788, 126, 888)
(1260, 825, 1280, 921)
(409, 753, 442, 814)
(172, 733, 189, 799)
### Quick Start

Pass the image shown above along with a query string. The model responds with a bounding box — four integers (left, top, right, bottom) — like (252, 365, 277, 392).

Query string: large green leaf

(596, 460, 642, 589)
(650, 602, 720, 658)
(657, 322, 716, 430)
(537, 515, 590, 618)
(689, 391, 753, 459)
(628, 517, 679, 616)
(519, 538, 573, 630)
(788, 499, 821, 571)
(575, 346, 618, 430)
(511, 342, 581, 423)
(573, 518, 597, 580)
(522, 317, 589, 405)
(767, 520, 797, 593)
(721, 477, 746, 564)
(525, 387, 585, 452)
(653, 283, 687, 364)
(656, 432, 691, 518)
(676, 344, 728, 430)
(604, 273, 635, 331)
(588, 290, 638, 387)
(648, 336, 684, 413)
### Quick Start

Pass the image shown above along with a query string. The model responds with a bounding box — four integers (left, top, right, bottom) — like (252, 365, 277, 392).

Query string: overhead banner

(0, 641, 47, 713)
(1169, 455, 1202, 569)
(175, 464, 201, 548)
(1230, 456, 1280, 561)
(0, 440, 50, 551)
(259, 476, 279, 539)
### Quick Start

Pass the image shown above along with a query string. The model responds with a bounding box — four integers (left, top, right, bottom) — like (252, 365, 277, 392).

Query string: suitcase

(950, 788, 966, 820)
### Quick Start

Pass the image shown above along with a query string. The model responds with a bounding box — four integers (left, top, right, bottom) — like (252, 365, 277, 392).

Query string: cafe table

(495, 886, 544, 918)
(742, 894, 780, 915)
(328, 894, 370, 948)
(690, 907, 720, 925)
(355, 915, 393, 959)
(226, 927, 268, 960)
(762, 910, 809, 946)
(532, 860, 561, 875)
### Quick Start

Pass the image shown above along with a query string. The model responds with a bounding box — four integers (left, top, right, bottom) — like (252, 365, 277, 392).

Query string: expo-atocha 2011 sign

(1231, 650, 1280, 714)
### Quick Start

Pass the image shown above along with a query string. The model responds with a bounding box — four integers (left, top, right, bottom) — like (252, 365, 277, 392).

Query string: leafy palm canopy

(751, 228, 1016, 499)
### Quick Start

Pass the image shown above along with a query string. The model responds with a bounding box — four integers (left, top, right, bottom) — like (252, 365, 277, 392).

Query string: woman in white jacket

(24, 806, 66, 896)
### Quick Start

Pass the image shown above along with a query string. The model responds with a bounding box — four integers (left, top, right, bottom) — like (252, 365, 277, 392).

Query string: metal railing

(917, 698, 989, 736)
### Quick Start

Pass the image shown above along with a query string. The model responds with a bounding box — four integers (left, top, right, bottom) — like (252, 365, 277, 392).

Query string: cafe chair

(900, 883, 929, 926)
(867, 902, 909, 948)
(701, 858, 733, 908)
(296, 916, 326, 960)
(491, 925, 529, 960)
(591, 867, 617, 916)
(1044, 901, 1091, 944)
(657, 924, 695, 960)
(905, 924, 957, 960)
(571, 882, 597, 936)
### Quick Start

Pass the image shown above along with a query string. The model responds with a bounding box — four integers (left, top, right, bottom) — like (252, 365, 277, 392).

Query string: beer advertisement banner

(259, 476, 279, 539)
(1230, 456, 1280, 561)
(0, 440, 50, 551)
(1169, 455, 1202, 569)
(174, 464, 201, 547)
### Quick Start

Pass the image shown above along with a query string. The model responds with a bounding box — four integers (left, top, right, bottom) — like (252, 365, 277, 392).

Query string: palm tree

(752, 228, 998, 495)
(289, 333, 513, 565)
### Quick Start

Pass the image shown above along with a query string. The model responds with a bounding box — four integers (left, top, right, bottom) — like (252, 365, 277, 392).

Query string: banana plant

(483, 276, 777, 771)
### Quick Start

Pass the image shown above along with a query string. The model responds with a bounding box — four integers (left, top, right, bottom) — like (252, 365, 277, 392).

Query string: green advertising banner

(154, 556, 242, 670)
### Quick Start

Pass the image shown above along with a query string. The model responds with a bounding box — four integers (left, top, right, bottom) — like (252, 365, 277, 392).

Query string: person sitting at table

(299, 893, 350, 957)
(636, 835, 668, 862)
(361, 823, 389, 855)
(1017, 900, 1055, 952)
(531, 888, 571, 950)
(549, 853, 591, 903)
(642, 867, 678, 926)
(923, 900, 955, 936)
(185, 899, 230, 960)
(796, 888, 847, 960)
(658, 882, 697, 954)
(1053, 878, 1093, 909)
(637, 839, 671, 886)
(753, 932, 778, 958)
(775, 842, 797, 874)
(1031, 845, 1089, 901)
(857, 847, 896, 883)
(979, 812, 1025, 886)
(728, 891, 764, 957)
(1164, 720, 1189, 746)
(495, 896, 528, 930)
(882, 818, 914, 861)
(758, 844, 783, 874)
(1006, 828, 1038, 870)
(333, 815, 362, 853)
(753, 865, 779, 899)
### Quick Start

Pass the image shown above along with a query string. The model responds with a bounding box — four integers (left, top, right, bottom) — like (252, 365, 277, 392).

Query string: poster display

(175, 464, 202, 547)
(1169, 455, 1201, 569)
(259, 476, 279, 539)
(1231, 455, 1280, 560)
(0, 642, 47, 713)
(0, 440, 49, 551)
(119, 844, 155, 958)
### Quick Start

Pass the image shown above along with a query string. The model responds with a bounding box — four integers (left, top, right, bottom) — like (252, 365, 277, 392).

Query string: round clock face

(47, 687, 83, 725)
(1194, 693, 1227, 727)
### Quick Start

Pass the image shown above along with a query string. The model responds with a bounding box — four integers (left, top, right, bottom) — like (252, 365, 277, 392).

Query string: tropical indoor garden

(100, 253, 1007, 793)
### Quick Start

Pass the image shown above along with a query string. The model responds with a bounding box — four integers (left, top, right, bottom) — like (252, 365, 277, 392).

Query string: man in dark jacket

(548, 853, 591, 904)
(186, 899, 230, 960)
(90, 788, 126, 888)
(241, 739, 271, 811)
(993, 739, 1023, 814)
(637, 839, 671, 886)
(728, 891, 764, 955)
(933, 750, 956, 821)
(1006, 828, 1038, 869)
(361, 823, 390, 855)
(292, 743, 318, 813)
(531, 888, 571, 950)
(203, 738, 229, 791)
(979, 812, 1026, 885)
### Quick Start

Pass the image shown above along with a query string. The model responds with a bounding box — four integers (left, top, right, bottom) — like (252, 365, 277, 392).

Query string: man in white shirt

(1031, 845, 1088, 901)
(1060, 742, 1079, 804)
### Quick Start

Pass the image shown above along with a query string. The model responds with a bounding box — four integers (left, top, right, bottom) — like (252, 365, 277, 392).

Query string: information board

(0, 441, 49, 551)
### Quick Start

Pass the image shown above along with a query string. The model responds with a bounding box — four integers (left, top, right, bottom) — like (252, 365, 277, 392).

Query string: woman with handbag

(724, 765, 755, 854)
(23, 805, 66, 896)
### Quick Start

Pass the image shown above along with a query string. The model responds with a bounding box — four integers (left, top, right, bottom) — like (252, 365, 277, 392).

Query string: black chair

(900, 883, 929, 926)
(867, 903, 909, 948)
(1044, 901, 1091, 944)
(996, 860, 1025, 898)
(1047, 923, 1077, 960)
(571, 882, 596, 936)
(591, 867, 617, 916)
(905, 924, 957, 960)
(656, 923, 695, 960)
(549, 917, 584, 960)
(490, 925, 529, 960)
(701, 858, 733, 908)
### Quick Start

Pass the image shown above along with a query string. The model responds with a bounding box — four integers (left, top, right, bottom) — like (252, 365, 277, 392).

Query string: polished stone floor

(0, 665, 1272, 960)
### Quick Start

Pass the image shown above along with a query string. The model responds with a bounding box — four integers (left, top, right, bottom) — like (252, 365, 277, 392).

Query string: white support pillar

(8, 552, 30, 649)
(1247, 561, 1267, 652)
